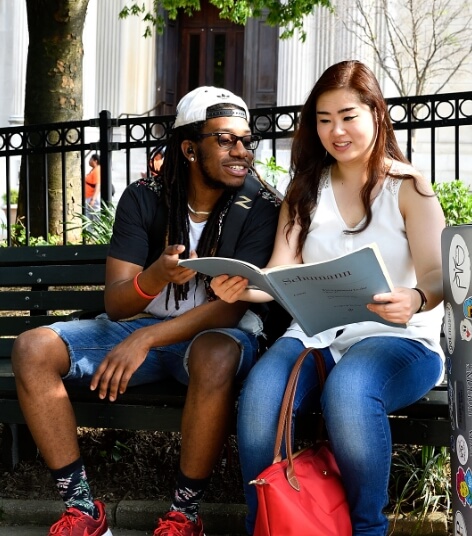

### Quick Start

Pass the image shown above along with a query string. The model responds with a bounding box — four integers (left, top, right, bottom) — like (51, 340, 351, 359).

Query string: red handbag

(250, 348, 352, 536)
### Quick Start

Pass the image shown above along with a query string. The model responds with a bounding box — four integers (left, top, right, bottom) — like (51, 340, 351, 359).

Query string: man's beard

(196, 150, 247, 193)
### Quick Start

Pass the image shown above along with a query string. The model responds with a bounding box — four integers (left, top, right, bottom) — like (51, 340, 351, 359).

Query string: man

(12, 86, 280, 536)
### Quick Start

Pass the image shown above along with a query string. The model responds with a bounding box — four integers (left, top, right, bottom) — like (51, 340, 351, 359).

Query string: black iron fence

(0, 91, 471, 245)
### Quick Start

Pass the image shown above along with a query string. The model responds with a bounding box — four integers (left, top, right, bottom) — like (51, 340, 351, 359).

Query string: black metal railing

(386, 92, 472, 182)
(0, 91, 471, 245)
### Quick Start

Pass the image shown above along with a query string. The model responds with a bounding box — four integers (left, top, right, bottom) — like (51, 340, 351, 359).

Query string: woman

(85, 153, 101, 219)
(211, 60, 445, 535)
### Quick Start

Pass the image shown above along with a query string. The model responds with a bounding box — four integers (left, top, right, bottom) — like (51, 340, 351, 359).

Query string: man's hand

(104, 244, 200, 327)
(150, 244, 198, 286)
(90, 329, 153, 401)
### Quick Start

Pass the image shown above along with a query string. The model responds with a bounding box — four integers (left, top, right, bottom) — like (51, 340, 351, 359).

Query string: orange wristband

(133, 271, 159, 300)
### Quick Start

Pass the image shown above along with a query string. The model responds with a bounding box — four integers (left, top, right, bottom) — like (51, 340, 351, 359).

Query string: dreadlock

(159, 104, 244, 309)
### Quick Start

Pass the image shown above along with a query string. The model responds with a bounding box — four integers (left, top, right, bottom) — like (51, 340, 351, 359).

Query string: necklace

(188, 203, 211, 216)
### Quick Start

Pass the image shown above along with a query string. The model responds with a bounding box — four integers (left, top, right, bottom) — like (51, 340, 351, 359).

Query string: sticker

(453, 380, 467, 430)
(449, 234, 471, 305)
(461, 318, 472, 341)
(456, 380, 465, 432)
(445, 302, 456, 354)
(458, 434, 469, 465)
(455, 510, 467, 536)
(456, 466, 472, 507)
(464, 299, 472, 320)
(450, 381, 456, 431)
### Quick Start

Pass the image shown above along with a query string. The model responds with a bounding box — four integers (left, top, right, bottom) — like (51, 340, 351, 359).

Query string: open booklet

(178, 243, 406, 336)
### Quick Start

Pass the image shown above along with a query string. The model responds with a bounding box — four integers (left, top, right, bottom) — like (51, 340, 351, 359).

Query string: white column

(93, 0, 156, 118)
(6, 1, 28, 126)
(273, 3, 358, 189)
(120, 2, 156, 115)
(83, 0, 98, 120)
(95, 1, 123, 116)
(276, 15, 318, 107)
(0, 1, 27, 197)
(277, 0, 379, 109)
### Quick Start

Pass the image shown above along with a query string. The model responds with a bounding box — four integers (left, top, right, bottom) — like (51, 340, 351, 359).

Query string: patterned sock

(169, 469, 210, 523)
(50, 457, 98, 519)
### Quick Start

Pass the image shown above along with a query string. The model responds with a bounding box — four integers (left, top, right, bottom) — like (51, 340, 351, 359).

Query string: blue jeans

(47, 315, 258, 387)
(237, 336, 443, 536)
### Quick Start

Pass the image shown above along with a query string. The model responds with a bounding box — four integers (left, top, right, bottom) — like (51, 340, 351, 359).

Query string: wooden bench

(0, 244, 450, 470)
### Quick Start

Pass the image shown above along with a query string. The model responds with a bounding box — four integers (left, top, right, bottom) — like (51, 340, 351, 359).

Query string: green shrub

(389, 445, 450, 532)
(2, 189, 18, 205)
(433, 180, 472, 226)
(255, 157, 288, 188)
(1, 202, 115, 246)
(68, 201, 116, 244)
(0, 217, 62, 246)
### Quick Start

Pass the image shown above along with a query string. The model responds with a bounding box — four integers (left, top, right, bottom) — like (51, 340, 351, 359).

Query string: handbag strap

(273, 347, 327, 491)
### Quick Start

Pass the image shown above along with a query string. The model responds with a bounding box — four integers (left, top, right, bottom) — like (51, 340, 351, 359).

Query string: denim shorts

(46, 314, 259, 387)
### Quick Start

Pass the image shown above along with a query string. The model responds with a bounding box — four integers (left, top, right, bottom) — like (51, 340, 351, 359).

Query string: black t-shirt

(108, 176, 280, 271)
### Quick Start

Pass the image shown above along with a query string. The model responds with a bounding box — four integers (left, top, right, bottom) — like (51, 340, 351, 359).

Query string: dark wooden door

(154, 2, 278, 112)
(178, 3, 244, 98)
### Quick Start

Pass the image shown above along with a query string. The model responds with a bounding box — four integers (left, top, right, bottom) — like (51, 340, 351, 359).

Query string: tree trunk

(19, 0, 88, 242)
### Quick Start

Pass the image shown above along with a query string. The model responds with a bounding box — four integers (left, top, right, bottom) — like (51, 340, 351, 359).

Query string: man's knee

(187, 332, 241, 384)
(12, 327, 69, 378)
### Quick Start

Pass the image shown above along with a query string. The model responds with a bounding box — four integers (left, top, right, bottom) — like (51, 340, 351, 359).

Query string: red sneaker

(153, 511, 204, 536)
(49, 500, 112, 536)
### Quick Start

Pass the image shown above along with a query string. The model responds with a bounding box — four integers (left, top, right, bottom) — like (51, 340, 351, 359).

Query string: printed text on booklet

(178, 243, 406, 336)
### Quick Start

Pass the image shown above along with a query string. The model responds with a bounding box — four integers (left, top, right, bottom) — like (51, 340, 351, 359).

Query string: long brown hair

(286, 60, 410, 255)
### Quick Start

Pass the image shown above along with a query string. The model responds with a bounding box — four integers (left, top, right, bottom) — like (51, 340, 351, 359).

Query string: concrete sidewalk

(0, 528, 150, 536)
(0, 500, 247, 536)
(0, 499, 450, 535)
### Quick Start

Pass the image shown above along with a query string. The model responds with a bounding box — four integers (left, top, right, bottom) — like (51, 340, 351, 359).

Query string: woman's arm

(368, 174, 445, 324)
(211, 201, 303, 303)
(402, 175, 445, 310)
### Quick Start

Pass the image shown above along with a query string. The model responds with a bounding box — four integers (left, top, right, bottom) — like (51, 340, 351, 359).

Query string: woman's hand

(367, 287, 422, 324)
(211, 274, 249, 303)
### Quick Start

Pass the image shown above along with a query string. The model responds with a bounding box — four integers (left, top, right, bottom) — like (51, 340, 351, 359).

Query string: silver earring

(190, 156, 195, 162)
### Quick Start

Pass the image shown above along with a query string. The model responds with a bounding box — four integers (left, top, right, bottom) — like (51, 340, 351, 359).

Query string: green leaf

(433, 180, 472, 226)
(119, 0, 333, 40)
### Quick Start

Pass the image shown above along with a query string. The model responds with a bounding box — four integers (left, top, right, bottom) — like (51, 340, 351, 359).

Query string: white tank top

(283, 162, 445, 373)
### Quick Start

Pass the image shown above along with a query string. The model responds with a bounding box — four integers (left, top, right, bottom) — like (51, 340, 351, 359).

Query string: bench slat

(0, 315, 79, 337)
(0, 264, 106, 286)
(0, 244, 109, 265)
(0, 358, 14, 379)
(389, 417, 450, 446)
(0, 290, 105, 311)
(0, 395, 450, 444)
(0, 398, 185, 432)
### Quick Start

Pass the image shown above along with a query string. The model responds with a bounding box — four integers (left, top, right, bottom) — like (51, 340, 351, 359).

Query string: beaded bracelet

(133, 271, 159, 300)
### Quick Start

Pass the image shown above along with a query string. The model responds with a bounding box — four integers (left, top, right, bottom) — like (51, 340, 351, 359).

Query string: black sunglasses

(198, 132, 261, 151)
